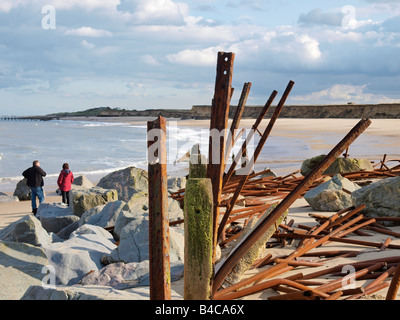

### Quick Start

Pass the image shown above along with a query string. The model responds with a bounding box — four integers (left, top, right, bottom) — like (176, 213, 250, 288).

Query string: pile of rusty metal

(147, 51, 400, 300)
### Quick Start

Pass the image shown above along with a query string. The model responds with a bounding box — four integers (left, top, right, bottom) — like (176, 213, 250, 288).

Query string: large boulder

(13, 178, 31, 200)
(0, 192, 19, 203)
(304, 174, 361, 211)
(0, 215, 51, 247)
(352, 176, 400, 222)
(0, 241, 49, 300)
(72, 186, 118, 217)
(72, 175, 94, 189)
(43, 224, 117, 285)
(80, 200, 126, 229)
(21, 284, 182, 300)
(97, 167, 148, 201)
(37, 203, 79, 234)
(105, 212, 184, 265)
(79, 260, 184, 290)
(301, 155, 373, 176)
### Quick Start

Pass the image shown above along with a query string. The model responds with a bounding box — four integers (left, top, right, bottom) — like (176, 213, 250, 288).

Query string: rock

(105, 212, 184, 265)
(167, 176, 186, 192)
(352, 176, 400, 223)
(79, 260, 184, 290)
(13, 178, 31, 200)
(72, 175, 94, 188)
(43, 224, 116, 285)
(21, 284, 182, 300)
(0, 241, 49, 300)
(0, 194, 19, 203)
(37, 203, 79, 234)
(72, 186, 118, 217)
(0, 215, 52, 247)
(260, 168, 277, 178)
(79, 204, 106, 226)
(56, 220, 80, 240)
(82, 200, 126, 229)
(97, 166, 148, 201)
(304, 174, 361, 211)
(301, 155, 373, 176)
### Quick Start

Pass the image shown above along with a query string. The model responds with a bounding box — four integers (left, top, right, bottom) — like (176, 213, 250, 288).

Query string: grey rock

(305, 174, 361, 211)
(167, 176, 186, 192)
(37, 203, 79, 234)
(97, 166, 148, 201)
(352, 176, 400, 222)
(0, 194, 19, 203)
(301, 155, 373, 176)
(79, 260, 183, 290)
(44, 224, 116, 285)
(72, 186, 118, 217)
(0, 215, 51, 247)
(83, 200, 126, 229)
(72, 175, 94, 188)
(106, 213, 184, 265)
(56, 220, 80, 240)
(13, 178, 31, 200)
(21, 284, 182, 300)
(0, 241, 49, 300)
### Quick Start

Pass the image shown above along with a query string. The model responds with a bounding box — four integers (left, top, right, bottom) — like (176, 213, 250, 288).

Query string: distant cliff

(45, 103, 400, 120)
(191, 103, 400, 119)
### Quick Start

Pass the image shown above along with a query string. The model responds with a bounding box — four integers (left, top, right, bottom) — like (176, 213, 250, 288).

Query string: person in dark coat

(22, 160, 46, 215)
(57, 163, 74, 206)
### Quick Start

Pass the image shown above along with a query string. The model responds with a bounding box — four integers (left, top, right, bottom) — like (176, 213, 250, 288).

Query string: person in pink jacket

(57, 163, 74, 206)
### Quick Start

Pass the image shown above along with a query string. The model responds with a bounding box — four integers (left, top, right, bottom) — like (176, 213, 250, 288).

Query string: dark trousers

(61, 190, 70, 206)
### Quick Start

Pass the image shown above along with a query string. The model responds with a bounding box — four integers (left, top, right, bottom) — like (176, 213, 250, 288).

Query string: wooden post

(147, 115, 171, 300)
(184, 178, 214, 300)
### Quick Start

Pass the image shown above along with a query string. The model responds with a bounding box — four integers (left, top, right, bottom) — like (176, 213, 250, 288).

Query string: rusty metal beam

(147, 115, 171, 300)
(222, 90, 277, 189)
(217, 81, 294, 240)
(224, 82, 251, 164)
(207, 52, 235, 265)
(212, 118, 372, 295)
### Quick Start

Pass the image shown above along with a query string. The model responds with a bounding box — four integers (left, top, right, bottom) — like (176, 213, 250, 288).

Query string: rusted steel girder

(222, 90, 278, 189)
(212, 118, 372, 295)
(224, 82, 252, 164)
(207, 52, 235, 260)
(147, 116, 171, 300)
(217, 81, 295, 241)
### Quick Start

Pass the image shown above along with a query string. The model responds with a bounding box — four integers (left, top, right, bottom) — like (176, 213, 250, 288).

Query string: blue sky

(1, 0, 400, 115)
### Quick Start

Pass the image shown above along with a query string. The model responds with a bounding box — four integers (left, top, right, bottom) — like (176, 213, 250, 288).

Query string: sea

(0, 118, 397, 193)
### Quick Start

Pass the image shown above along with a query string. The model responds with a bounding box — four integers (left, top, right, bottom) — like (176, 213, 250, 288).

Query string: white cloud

(292, 84, 400, 104)
(118, 0, 189, 25)
(166, 46, 223, 66)
(0, 0, 119, 12)
(65, 27, 112, 37)
(81, 40, 95, 49)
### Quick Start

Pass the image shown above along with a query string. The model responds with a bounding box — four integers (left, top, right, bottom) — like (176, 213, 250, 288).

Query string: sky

(1, 0, 400, 116)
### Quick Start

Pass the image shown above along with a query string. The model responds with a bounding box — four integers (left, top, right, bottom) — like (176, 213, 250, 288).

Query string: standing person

(57, 163, 74, 206)
(22, 160, 47, 215)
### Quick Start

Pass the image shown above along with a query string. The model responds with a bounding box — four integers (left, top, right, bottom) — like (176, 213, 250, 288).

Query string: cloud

(291, 84, 400, 104)
(166, 46, 222, 66)
(117, 0, 189, 25)
(65, 27, 113, 37)
(298, 8, 343, 27)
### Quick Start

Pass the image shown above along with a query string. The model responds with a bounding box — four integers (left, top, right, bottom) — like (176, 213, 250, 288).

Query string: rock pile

(0, 167, 184, 300)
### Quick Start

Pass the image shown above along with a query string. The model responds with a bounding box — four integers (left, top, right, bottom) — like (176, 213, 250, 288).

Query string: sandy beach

(1, 117, 400, 300)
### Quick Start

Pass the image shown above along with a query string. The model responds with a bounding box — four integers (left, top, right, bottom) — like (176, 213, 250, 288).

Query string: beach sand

(1, 117, 399, 300)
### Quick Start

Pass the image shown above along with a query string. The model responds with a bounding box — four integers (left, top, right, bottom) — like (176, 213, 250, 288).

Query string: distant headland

(2, 103, 400, 121)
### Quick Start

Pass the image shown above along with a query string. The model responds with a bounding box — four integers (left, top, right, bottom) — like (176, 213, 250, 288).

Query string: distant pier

(0, 115, 58, 121)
